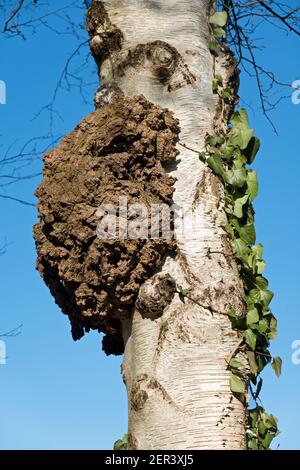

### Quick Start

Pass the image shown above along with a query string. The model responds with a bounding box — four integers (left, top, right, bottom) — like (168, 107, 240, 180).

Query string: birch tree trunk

(88, 0, 247, 450)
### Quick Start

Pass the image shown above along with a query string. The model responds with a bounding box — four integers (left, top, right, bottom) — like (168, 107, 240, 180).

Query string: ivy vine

(113, 9, 282, 453)
(203, 9, 282, 450)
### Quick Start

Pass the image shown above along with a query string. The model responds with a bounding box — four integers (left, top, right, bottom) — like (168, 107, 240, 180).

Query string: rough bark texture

(34, 95, 179, 354)
(35, 0, 248, 449)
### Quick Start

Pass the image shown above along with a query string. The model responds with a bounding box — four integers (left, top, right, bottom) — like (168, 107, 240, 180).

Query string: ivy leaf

(248, 289, 261, 304)
(207, 155, 225, 178)
(261, 432, 276, 449)
(219, 88, 232, 100)
(227, 309, 238, 318)
(271, 356, 282, 378)
(208, 38, 218, 52)
(256, 260, 267, 275)
(230, 375, 245, 393)
(247, 439, 258, 450)
(113, 434, 128, 450)
(257, 318, 269, 334)
(225, 167, 247, 188)
(228, 127, 254, 150)
(215, 74, 223, 84)
(261, 289, 274, 308)
(247, 170, 259, 200)
(232, 238, 249, 258)
(239, 224, 256, 245)
(252, 243, 263, 259)
(240, 128, 254, 150)
(222, 144, 236, 160)
(233, 194, 249, 218)
(229, 358, 244, 370)
(230, 108, 249, 128)
(214, 27, 226, 38)
(209, 11, 228, 27)
(207, 135, 224, 146)
(264, 413, 278, 430)
(224, 223, 235, 238)
(255, 276, 268, 290)
(244, 328, 257, 350)
(244, 137, 260, 164)
(247, 308, 259, 326)
(268, 316, 277, 340)
(247, 351, 258, 375)
(212, 78, 219, 92)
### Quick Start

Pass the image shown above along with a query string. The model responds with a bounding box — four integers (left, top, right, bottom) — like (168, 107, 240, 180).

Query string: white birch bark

(89, 0, 247, 450)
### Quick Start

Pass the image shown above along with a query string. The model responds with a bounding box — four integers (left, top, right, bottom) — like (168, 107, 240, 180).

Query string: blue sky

(0, 3, 300, 450)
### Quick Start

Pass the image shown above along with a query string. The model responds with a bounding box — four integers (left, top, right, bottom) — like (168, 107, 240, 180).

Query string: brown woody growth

(34, 95, 179, 355)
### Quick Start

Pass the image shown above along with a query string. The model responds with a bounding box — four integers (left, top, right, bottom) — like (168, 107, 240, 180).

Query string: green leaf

(248, 289, 261, 304)
(212, 78, 219, 92)
(256, 260, 267, 275)
(214, 27, 226, 38)
(268, 316, 277, 339)
(199, 151, 207, 162)
(264, 413, 278, 429)
(233, 194, 249, 218)
(255, 276, 268, 290)
(252, 243, 263, 259)
(258, 420, 267, 436)
(207, 135, 224, 146)
(247, 439, 258, 450)
(247, 308, 259, 326)
(261, 289, 274, 308)
(232, 238, 249, 258)
(227, 309, 238, 318)
(239, 224, 256, 244)
(229, 358, 244, 370)
(230, 375, 245, 393)
(244, 137, 260, 164)
(208, 38, 218, 51)
(207, 155, 225, 178)
(230, 109, 249, 129)
(228, 127, 254, 150)
(209, 11, 228, 27)
(224, 223, 235, 238)
(113, 434, 128, 451)
(271, 356, 282, 378)
(257, 318, 269, 334)
(247, 351, 258, 375)
(244, 328, 257, 350)
(261, 432, 275, 449)
(222, 144, 236, 160)
(247, 170, 259, 200)
(240, 128, 255, 150)
(219, 88, 232, 100)
(225, 167, 247, 188)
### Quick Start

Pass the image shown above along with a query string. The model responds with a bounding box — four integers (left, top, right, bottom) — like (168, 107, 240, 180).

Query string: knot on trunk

(136, 273, 176, 319)
(34, 95, 179, 355)
(87, 1, 123, 66)
(114, 41, 197, 92)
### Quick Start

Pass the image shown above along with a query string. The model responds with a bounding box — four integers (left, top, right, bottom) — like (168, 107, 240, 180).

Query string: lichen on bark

(34, 95, 179, 355)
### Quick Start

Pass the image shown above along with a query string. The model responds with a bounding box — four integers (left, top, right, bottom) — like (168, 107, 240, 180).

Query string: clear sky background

(0, 2, 300, 450)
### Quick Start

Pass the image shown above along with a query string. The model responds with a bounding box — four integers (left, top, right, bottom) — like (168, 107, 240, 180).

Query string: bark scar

(130, 373, 194, 416)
